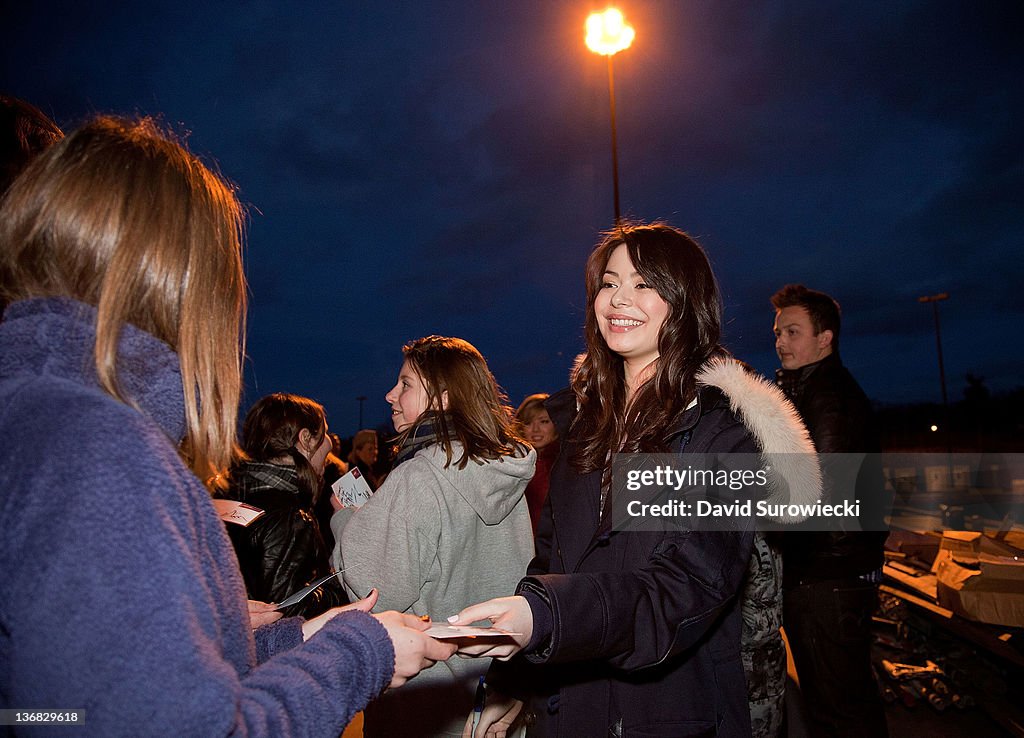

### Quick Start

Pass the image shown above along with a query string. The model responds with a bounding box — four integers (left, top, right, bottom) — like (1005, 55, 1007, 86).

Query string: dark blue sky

(3, 1, 1022, 435)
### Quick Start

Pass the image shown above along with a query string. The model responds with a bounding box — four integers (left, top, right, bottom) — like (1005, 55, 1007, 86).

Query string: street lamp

(356, 395, 367, 429)
(917, 293, 950, 408)
(586, 8, 634, 225)
(918, 293, 952, 455)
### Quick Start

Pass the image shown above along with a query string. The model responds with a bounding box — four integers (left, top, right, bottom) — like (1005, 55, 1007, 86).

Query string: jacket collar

(2, 297, 186, 443)
(670, 386, 722, 440)
(697, 357, 822, 521)
(775, 352, 841, 402)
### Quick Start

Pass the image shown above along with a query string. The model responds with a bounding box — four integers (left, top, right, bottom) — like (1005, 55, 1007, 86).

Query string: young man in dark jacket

(772, 284, 889, 738)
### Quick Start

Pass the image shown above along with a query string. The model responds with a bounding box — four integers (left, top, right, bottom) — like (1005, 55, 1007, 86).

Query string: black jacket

(775, 352, 877, 456)
(499, 382, 757, 738)
(222, 461, 348, 618)
(776, 352, 887, 584)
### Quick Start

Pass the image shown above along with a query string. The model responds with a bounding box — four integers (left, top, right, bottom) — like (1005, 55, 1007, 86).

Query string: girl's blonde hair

(0, 116, 246, 478)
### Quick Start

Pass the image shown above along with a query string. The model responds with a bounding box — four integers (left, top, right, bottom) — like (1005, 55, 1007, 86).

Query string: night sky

(3, 1, 1022, 436)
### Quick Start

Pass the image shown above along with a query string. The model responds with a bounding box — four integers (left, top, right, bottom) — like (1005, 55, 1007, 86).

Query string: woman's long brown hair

(398, 335, 526, 469)
(570, 223, 724, 474)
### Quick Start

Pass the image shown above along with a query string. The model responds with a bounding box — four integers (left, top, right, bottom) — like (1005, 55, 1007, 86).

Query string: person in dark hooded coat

(453, 224, 820, 738)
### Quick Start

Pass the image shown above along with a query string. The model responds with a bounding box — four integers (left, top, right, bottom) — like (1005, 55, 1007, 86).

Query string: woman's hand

(448, 596, 533, 660)
(300, 588, 379, 640)
(299, 590, 455, 687)
(462, 691, 524, 738)
(247, 599, 283, 629)
(373, 611, 458, 689)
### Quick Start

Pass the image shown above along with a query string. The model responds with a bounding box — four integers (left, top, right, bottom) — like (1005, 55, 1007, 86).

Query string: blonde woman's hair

(515, 393, 551, 425)
(0, 116, 246, 478)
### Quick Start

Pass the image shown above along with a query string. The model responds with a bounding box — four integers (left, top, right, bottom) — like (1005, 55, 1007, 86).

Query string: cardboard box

(886, 529, 942, 566)
(932, 531, 1024, 627)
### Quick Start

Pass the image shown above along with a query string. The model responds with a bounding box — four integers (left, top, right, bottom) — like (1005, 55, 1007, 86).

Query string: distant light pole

(917, 293, 950, 408)
(356, 395, 367, 429)
(586, 8, 635, 225)
(918, 293, 952, 456)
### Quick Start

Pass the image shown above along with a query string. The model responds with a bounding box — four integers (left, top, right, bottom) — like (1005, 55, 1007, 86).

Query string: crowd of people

(1, 97, 888, 737)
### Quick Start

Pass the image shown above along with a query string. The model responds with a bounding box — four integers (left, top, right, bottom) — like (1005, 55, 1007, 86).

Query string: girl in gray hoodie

(333, 335, 536, 737)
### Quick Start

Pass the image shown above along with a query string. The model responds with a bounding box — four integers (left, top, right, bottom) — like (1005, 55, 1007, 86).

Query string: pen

(471, 675, 485, 736)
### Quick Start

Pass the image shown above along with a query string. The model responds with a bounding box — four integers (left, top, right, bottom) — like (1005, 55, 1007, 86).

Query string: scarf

(393, 414, 448, 468)
(230, 461, 315, 507)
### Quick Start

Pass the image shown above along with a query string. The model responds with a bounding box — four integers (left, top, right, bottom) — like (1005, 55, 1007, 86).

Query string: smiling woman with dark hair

(453, 223, 819, 738)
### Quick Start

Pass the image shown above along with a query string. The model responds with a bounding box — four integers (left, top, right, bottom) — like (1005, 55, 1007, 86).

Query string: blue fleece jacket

(0, 298, 394, 737)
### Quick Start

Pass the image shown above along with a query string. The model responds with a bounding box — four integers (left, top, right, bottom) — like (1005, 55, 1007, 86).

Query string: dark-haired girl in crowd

(0, 116, 453, 735)
(454, 224, 819, 738)
(222, 393, 349, 618)
(333, 335, 535, 738)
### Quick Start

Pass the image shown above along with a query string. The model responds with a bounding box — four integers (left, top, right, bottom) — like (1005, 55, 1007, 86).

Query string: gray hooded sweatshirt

(332, 441, 535, 737)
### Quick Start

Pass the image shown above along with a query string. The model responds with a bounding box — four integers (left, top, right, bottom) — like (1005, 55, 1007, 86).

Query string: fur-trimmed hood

(696, 357, 822, 523)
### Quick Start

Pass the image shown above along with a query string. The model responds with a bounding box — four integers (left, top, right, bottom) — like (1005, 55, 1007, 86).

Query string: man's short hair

(771, 284, 841, 350)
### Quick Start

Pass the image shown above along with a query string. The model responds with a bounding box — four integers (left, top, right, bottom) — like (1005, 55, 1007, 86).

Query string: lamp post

(918, 293, 952, 456)
(917, 293, 950, 408)
(356, 395, 367, 429)
(586, 8, 634, 225)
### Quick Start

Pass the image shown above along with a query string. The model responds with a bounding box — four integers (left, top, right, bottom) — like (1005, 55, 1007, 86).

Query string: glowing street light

(586, 8, 635, 225)
(586, 8, 635, 56)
